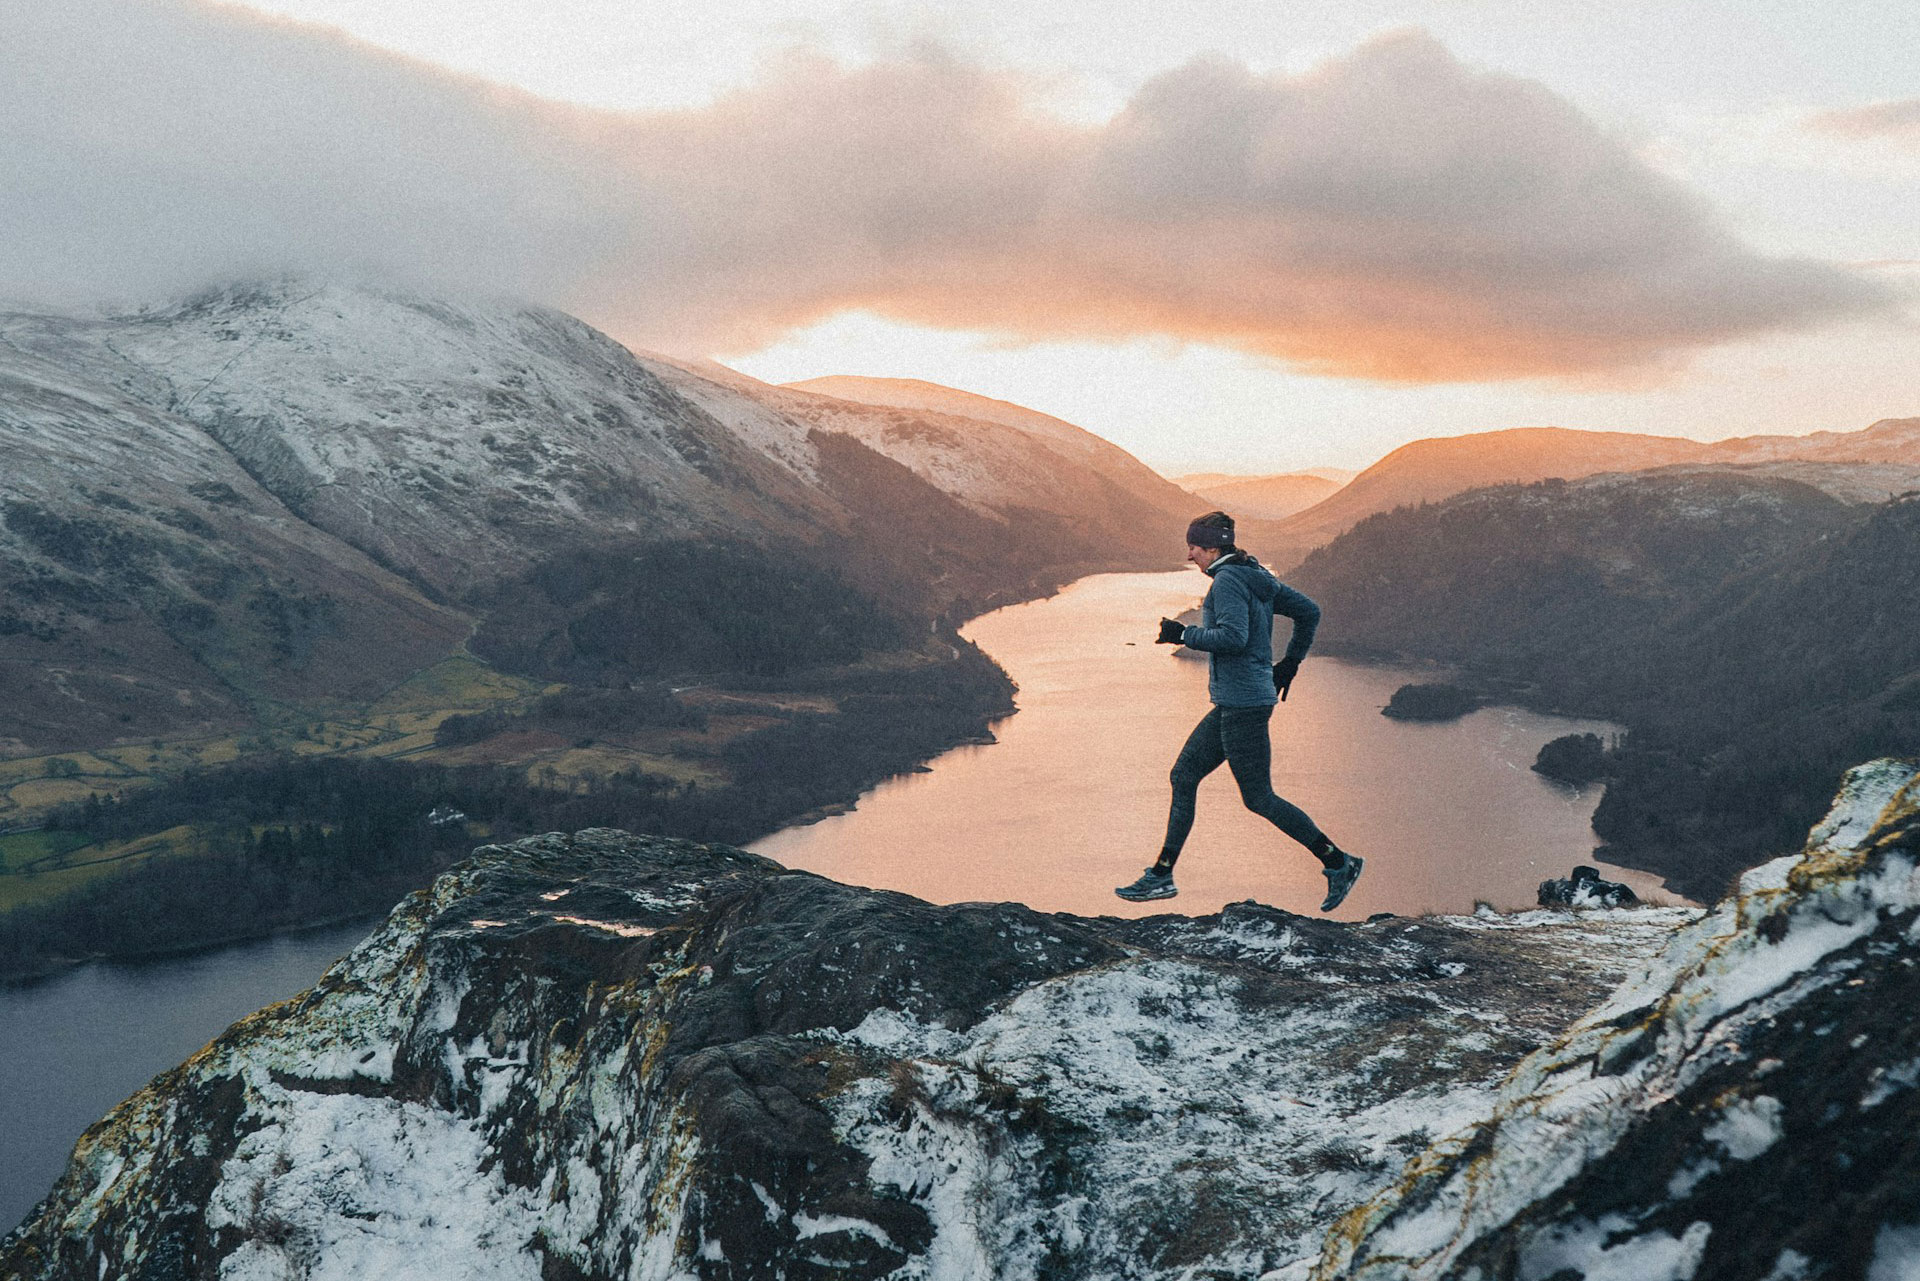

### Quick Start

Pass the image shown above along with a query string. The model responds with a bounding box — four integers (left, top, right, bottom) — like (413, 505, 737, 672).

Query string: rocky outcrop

(1536, 865, 1639, 909)
(6, 760, 1916, 1279)
(1323, 757, 1920, 1280)
(1, 838, 1692, 1278)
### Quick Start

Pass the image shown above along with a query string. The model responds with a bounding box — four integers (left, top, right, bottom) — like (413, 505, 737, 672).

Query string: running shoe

(1115, 868, 1177, 901)
(1320, 853, 1364, 912)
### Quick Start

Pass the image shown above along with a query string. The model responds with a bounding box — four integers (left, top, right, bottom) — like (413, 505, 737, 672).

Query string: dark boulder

(1537, 863, 1640, 908)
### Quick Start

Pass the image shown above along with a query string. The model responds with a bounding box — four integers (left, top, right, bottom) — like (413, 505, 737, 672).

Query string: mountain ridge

(1259, 418, 1920, 568)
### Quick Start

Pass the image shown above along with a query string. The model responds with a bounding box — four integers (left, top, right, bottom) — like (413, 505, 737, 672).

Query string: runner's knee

(1237, 781, 1277, 812)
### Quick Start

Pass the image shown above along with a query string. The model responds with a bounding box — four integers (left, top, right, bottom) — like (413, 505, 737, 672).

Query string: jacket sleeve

(1273, 583, 1321, 662)
(1180, 573, 1252, 655)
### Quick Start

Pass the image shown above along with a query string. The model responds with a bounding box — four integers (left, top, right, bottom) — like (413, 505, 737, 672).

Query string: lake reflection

(753, 571, 1673, 920)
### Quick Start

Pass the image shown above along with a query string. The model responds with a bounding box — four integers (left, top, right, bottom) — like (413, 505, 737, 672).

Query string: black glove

(1273, 655, 1301, 700)
(1156, 617, 1186, 645)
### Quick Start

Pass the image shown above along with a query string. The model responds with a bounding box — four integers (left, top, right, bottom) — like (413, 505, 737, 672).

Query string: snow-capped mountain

(7, 282, 842, 598)
(779, 374, 1197, 521)
(0, 312, 467, 744)
(7, 761, 1913, 1278)
(0, 281, 1190, 751)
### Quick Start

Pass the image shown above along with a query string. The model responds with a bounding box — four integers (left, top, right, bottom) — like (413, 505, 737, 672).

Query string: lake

(753, 571, 1672, 919)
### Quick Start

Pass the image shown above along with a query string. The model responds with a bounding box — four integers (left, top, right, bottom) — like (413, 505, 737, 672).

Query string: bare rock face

(6, 760, 1915, 1280)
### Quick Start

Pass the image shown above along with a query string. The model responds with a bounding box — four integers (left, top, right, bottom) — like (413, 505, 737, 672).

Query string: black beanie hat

(1185, 512, 1235, 549)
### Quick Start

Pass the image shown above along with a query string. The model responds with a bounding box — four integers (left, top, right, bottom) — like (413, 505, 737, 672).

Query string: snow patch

(1863, 1057, 1920, 1109)
(1518, 1216, 1712, 1281)
(547, 915, 654, 937)
(1702, 1095, 1783, 1161)
(793, 1213, 895, 1246)
(207, 1090, 543, 1281)
(1869, 1223, 1920, 1281)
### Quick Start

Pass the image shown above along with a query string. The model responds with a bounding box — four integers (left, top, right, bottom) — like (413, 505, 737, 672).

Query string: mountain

(1178, 467, 1357, 489)
(1259, 418, 1920, 569)
(1263, 426, 1712, 564)
(0, 317, 470, 747)
(778, 374, 1198, 522)
(1708, 414, 1920, 464)
(1177, 471, 1345, 519)
(0, 281, 1191, 756)
(6, 760, 1913, 1278)
(1288, 472, 1920, 898)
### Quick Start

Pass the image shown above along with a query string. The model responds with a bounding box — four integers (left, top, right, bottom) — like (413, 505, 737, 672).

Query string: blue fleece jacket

(1180, 552, 1321, 707)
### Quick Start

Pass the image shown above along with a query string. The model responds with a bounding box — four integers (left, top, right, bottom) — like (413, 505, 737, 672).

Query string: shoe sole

(1320, 856, 1364, 912)
(1115, 887, 1177, 901)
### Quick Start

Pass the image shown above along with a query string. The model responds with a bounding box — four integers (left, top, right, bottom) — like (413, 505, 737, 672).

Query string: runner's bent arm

(1180, 573, 1252, 654)
(1273, 584, 1320, 662)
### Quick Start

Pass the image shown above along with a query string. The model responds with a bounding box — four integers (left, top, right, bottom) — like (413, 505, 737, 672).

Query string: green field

(0, 827, 191, 911)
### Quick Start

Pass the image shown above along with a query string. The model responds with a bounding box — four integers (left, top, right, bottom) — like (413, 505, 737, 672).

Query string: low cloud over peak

(1, 3, 1894, 382)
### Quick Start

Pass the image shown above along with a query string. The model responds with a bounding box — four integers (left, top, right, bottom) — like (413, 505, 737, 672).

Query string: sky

(3, 0, 1915, 472)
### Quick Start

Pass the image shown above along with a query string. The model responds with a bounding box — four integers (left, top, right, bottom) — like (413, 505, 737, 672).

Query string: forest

(1290, 474, 1920, 899)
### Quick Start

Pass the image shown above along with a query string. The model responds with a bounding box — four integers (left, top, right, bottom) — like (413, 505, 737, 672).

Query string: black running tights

(1161, 704, 1325, 866)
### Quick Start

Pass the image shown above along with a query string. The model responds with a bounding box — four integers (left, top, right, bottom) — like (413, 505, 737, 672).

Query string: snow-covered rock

(9, 762, 1911, 1279)
(1320, 757, 1920, 1280)
(0, 834, 1689, 1279)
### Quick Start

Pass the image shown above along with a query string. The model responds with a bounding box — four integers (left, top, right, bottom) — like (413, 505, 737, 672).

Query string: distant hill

(1261, 419, 1920, 568)
(1290, 471, 1920, 899)
(1707, 415, 1920, 464)
(1266, 427, 1711, 564)
(1176, 468, 1356, 488)
(779, 374, 1197, 525)
(1176, 472, 1344, 520)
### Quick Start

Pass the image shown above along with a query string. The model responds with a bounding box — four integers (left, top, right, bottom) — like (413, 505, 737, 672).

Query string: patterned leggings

(1161, 704, 1326, 866)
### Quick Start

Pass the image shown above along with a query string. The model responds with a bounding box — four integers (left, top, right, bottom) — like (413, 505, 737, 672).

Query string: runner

(1116, 511, 1365, 911)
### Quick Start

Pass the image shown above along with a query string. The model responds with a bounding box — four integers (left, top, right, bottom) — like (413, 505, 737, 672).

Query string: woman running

(1116, 511, 1365, 911)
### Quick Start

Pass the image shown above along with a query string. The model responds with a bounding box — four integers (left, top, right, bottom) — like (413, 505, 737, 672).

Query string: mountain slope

(9, 283, 837, 600)
(780, 373, 1198, 523)
(0, 328, 467, 747)
(1289, 473, 1920, 897)
(0, 282, 1196, 754)
(1268, 426, 1712, 561)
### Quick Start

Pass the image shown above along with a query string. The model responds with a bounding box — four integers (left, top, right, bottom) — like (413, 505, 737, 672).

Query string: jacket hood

(1205, 550, 1281, 603)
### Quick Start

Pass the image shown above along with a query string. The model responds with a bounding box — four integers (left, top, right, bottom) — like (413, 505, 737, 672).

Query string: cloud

(1805, 98, 1920, 146)
(0, 2, 1895, 382)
